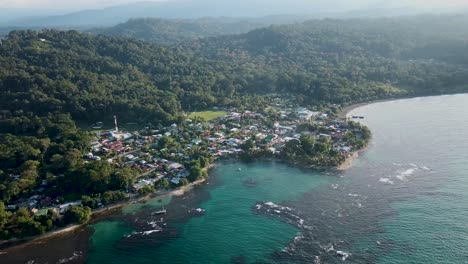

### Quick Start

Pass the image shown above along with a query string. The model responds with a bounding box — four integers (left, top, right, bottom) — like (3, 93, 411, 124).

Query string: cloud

(0, 0, 166, 9)
(0, 0, 466, 10)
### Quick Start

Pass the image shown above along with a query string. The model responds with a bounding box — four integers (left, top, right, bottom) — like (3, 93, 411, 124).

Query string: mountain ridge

(3, 0, 465, 28)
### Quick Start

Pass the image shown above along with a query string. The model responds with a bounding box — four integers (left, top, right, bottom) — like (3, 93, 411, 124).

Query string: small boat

(238, 168, 242, 171)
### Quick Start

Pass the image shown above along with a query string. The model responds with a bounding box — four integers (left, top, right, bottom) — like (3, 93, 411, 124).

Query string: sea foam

(379, 178, 394, 184)
(396, 168, 417, 181)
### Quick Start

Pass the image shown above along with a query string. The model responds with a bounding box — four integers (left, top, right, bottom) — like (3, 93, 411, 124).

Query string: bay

(2, 94, 468, 264)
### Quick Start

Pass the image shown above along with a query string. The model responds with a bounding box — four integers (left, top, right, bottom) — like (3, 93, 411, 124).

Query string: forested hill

(1, 16, 468, 241)
(90, 17, 307, 45)
(188, 14, 468, 64)
(2, 15, 468, 129)
(95, 14, 468, 66)
(0, 30, 230, 126)
(184, 15, 468, 103)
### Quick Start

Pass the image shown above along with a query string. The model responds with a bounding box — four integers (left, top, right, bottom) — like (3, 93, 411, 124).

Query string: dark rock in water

(243, 178, 258, 188)
(187, 208, 206, 217)
(231, 255, 248, 264)
(253, 201, 305, 229)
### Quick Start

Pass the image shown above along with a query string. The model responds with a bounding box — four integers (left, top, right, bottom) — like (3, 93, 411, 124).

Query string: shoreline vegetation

(2, 15, 468, 256)
(2, 21, 468, 249)
(14, 92, 468, 253)
(0, 96, 371, 245)
(0, 177, 208, 251)
(338, 91, 468, 119)
(0, 101, 371, 251)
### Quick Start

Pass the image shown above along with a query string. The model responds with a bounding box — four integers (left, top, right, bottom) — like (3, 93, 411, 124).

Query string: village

(6, 100, 369, 218)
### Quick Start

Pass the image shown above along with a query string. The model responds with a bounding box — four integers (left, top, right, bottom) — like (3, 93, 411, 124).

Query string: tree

(0, 202, 12, 233)
(101, 191, 127, 206)
(180, 178, 189, 186)
(282, 139, 304, 160)
(199, 157, 208, 168)
(240, 139, 255, 152)
(314, 142, 331, 154)
(137, 185, 155, 196)
(161, 178, 170, 190)
(64, 206, 92, 224)
(189, 165, 202, 182)
(300, 133, 315, 155)
(81, 195, 100, 209)
(110, 168, 135, 190)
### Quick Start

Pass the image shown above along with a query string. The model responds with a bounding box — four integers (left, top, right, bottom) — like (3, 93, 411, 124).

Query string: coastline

(336, 99, 378, 170)
(0, 177, 207, 251)
(0, 97, 380, 250)
(338, 92, 468, 119)
(336, 144, 371, 171)
(339, 98, 394, 119)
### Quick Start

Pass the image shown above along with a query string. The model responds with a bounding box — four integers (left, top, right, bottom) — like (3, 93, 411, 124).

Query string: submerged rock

(242, 178, 258, 188)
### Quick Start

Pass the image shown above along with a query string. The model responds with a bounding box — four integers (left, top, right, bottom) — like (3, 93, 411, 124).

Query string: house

(34, 209, 49, 216)
(108, 141, 123, 151)
(169, 163, 183, 170)
(111, 131, 133, 141)
(177, 171, 190, 178)
(263, 134, 277, 144)
(7, 205, 17, 210)
(171, 177, 180, 184)
(125, 154, 135, 160)
(319, 133, 332, 139)
(59, 201, 81, 213)
(133, 178, 157, 191)
(90, 141, 101, 147)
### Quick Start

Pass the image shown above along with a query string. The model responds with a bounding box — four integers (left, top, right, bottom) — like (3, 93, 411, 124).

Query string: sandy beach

(336, 99, 380, 171)
(338, 98, 396, 119)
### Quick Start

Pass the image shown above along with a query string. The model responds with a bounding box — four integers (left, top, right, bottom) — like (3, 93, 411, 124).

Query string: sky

(0, 0, 467, 11)
(0, 0, 166, 10)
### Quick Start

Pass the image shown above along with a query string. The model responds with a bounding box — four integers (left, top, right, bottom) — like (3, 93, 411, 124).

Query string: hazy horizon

(1, 0, 467, 12)
(1, 0, 467, 28)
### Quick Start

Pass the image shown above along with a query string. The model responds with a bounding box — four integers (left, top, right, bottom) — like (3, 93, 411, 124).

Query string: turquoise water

(3, 94, 468, 264)
(347, 95, 468, 264)
(86, 162, 332, 264)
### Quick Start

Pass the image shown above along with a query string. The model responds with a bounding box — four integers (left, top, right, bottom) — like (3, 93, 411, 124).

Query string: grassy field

(188, 111, 228, 121)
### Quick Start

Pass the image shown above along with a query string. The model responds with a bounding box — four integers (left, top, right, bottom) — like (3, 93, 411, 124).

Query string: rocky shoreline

(0, 98, 373, 251)
(0, 177, 207, 251)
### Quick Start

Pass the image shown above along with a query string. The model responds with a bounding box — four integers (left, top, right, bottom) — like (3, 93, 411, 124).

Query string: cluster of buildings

(195, 105, 357, 158)
(83, 103, 360, 196)
(7, 101, 362, 216)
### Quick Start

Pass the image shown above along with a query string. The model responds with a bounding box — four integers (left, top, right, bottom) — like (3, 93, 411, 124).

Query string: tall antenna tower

(114, 115, 119, 132)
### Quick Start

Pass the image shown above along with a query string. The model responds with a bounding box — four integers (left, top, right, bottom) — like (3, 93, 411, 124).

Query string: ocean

(2, 94, 468, 264)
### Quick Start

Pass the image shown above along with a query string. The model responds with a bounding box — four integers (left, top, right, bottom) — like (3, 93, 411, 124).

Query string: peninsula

(0, 97, 369, 243)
